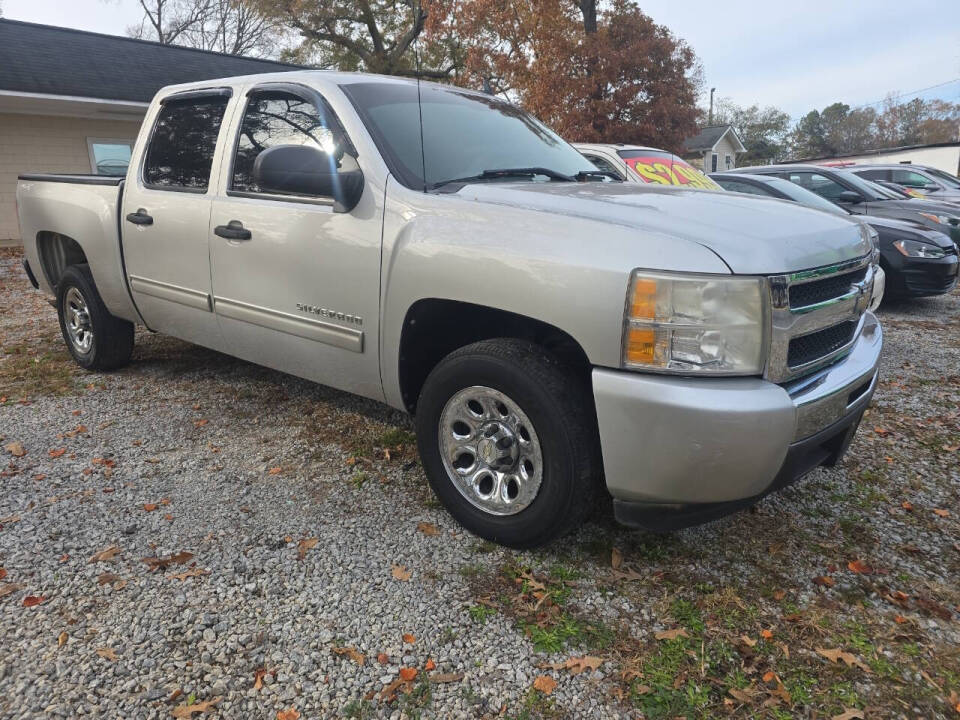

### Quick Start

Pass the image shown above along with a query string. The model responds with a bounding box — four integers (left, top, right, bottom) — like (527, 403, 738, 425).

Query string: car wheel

(57, 264, 134, 371)
(416, 338, 599, 548)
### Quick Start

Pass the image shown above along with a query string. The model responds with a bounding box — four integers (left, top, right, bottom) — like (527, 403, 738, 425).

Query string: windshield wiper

(430, 167, 575, 190)
(573, 169, 622, 182)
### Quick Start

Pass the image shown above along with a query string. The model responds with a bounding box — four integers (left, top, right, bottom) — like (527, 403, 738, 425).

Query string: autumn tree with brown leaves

(430, 0, 702, 151)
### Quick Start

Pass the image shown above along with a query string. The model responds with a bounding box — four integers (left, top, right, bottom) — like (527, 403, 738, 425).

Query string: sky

(2, 0, 959, 121)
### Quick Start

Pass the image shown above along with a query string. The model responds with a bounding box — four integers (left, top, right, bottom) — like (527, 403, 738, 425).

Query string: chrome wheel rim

(64, 287, 93, 354)
(438, 386, 543, 516)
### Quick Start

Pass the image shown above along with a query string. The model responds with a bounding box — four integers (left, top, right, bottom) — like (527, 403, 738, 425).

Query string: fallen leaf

(96, 647, 118, 661)
(276, 709, 300, 720)
(772, 589, 785, 601)
(832, 709, 864, 720)
(611, 547, 623, 570)
(739, 635, 757, 647)
(402, 633, 416, 644)
(171, 697, 221, 718)
(391, 564, 412, 581)
(532, 675, 557, 694)
(565, 656, 603, 675)
(332, 646, 365, 665)
(142, 551, 193, 571)
(873, 426, 890, 436)
(0, 583, 24, 598)
(97, 572, 121, 585)
(816, 647, 871, 673)
(761, 629, 774, 639)
(0, 568, 5, 580)
(23, 595, 46, 607)
(57, 631, 68, 647)
(417, 521, 441, 536)
(847, 559, 873, 574)
(655, 628, 689, 641)
(193, 419, 209, 427)
(48, 448, 66, 458)
(901, 501, 914, 512)
(143, 503, 158, 512)
(89, 545, 120, 563)
(729, 687, 757, 704)
(377, 653, 389, 664)
(429, 672, 464, 683)
(168, 567, 210, 581)
(297, 537, 318, 560)
(894, 615, 907, 624)
(813, 575, 835, 587)
(933, 508, 950, 518)
(941, 444, 959, 452)
(398, 667, 418, 681)
(4, 442, 25, 457)
(268, 466, 282, 475)
(424, 658, 436, 671)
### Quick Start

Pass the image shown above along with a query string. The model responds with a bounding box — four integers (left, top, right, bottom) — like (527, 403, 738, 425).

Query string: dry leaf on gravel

(813, 575, 835, 587)
(143, 503, 158, 512)
(402, 633, 416, 644)
(729, 687, 759, 703)
(611, 547, 623, 570)
(142, 551, 193, 571)
(297, 538, 318, 560)
(0, 583, 24, 598)
(532, 675, 557, 694)
(276, 709, 300, 720)
(48, 448, 65, 458)
(391, 564, 412, 581)
(424, 658, 436, 671)
(816, 648, 871, 673)
(57, 631, 68, 647)
(832, 709, 864, 720)
(429, 672, 464, 683)
(933, 508, 950, 517)
(4, 442, 25, 457)
(171, 697, 221, 718)
(847, 560, 873, 574)
(399, 667, 418, 681)
(268, 467, 282, 475)
(416, 521, 440, 536)
(96, 647, 118, 661)
(332, 646, 365, 665)
(739, 635, 757, 647)
(655, 628, 689, 641)
(377, 653, 389, 664)
(540, 656, 604, 675)
(97, 572, 121, 585)
(22, 595, 46, 607)
(89, 545, 120, 563)
(0, 568, 5, 580)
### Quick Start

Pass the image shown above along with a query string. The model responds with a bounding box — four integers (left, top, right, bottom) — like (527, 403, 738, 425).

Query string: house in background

(682, 125, 746, 172)
(785, 141, 960, 176)
(0, 19, 301, 242)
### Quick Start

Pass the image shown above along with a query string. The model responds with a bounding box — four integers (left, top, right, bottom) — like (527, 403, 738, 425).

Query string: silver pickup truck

(16, 71, 882, 547)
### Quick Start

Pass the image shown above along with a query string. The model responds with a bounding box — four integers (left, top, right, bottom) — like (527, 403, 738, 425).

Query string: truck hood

(459, 182, 871, 274)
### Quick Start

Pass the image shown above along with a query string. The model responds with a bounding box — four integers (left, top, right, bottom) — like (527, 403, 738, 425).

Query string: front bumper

(883, 248, 959, 297)
(593, 312, 882, 529)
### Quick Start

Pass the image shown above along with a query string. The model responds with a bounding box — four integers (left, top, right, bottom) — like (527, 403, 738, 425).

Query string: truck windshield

(341, 81, 598, 191)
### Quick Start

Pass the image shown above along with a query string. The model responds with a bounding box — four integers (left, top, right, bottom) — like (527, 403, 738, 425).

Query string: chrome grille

(766, 255, 874, 383)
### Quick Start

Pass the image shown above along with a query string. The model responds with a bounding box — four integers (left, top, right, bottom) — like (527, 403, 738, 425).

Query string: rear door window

(786, 172, 848, 201)
(143, 94, 230, 191)
(891, 168, 938, 189)
(854, 168, 889, 182)
(716, 179, 770, 196)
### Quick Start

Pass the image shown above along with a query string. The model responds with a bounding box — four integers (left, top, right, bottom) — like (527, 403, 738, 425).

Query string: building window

(87, 138, 134, 176)
(711, 153, 718, 172)
(725, 154, 733, 169)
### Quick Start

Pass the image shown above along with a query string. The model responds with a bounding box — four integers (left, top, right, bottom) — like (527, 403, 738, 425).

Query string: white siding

(787, 145, 960, 176)
(0, 113, 141, 241)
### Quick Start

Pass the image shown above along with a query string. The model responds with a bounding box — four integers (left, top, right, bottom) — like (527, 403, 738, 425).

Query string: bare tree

(128, 0, 281, 57)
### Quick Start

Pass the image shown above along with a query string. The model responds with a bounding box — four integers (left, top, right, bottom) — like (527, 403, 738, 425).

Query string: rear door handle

(214, 220, 252, 241)
(125, 208, 153, 226)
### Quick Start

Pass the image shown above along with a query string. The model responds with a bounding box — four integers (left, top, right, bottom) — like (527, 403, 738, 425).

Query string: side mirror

(253, 144, 364, 213)
(836, 190, 862, 204)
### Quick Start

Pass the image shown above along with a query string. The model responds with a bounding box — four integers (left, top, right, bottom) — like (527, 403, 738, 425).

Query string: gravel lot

(1, 247, 958, 719)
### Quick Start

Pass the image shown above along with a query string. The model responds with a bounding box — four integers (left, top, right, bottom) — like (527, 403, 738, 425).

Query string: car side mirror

(253, 143, 364, 213)
(836, 190, 862, 204)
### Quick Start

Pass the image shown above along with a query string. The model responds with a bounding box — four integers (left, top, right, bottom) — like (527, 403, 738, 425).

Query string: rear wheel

(56, 264, 134, 370)
(416, 339, 599, 548)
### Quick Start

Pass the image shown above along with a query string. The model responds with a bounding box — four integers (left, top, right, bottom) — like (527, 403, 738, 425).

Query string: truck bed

(18, 174, 124, 186)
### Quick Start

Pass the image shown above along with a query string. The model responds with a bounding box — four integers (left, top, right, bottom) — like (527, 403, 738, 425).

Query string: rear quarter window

(144, 95, 230, 191)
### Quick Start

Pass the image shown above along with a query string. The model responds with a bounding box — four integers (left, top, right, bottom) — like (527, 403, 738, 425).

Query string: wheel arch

(36, 231, 89, 292)
(397, 298, 593, 414)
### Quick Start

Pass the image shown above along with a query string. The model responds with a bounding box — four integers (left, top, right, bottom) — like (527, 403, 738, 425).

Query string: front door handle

(125, 208, 153, 226)
(214, 220, 252, 241)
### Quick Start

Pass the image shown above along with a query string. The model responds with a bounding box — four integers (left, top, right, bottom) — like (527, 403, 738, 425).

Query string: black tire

(416, 338, 599, 549)
(56, 264, 134, 371)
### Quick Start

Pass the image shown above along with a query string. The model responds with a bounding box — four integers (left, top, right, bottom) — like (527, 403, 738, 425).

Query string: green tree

(711, 98, 791, 165)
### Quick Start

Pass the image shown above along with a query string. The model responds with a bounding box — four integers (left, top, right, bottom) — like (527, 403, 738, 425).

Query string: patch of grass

(397, 673, 432, 719)
(506, 688, 563, 720)
(342, 699, 374, 719)
(349, 470, 368, 488)
(634, 636, 711, 719)
(378, 427, 417, 447)
(468, 604, 497, 624)
(525, 613, 613, 653)
(0, 341, 78, 399)
(459, 563, 482, 578)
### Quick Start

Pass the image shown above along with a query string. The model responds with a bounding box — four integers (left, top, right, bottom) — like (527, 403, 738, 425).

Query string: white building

(786, 141, 960, 176)
(682, 125, 746, 172)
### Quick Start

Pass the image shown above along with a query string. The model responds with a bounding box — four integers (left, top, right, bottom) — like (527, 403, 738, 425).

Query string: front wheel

(415, 339, 599, 548)
(56, 264, 134, 371)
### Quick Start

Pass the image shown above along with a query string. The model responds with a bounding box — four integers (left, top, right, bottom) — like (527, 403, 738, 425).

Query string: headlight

(622, 270, 765, 374)
(864, 225, 880, 266)
(893, 239, 946, 258)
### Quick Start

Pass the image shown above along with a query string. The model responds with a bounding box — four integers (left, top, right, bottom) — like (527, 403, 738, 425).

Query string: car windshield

(861, 179, 905, 200)
(617, 149, 721, 190)
(924, 167, 960, 189)
(834, 170, 890, 201)
(341, 81, 599, 190)
(764, 176, 848, 215)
